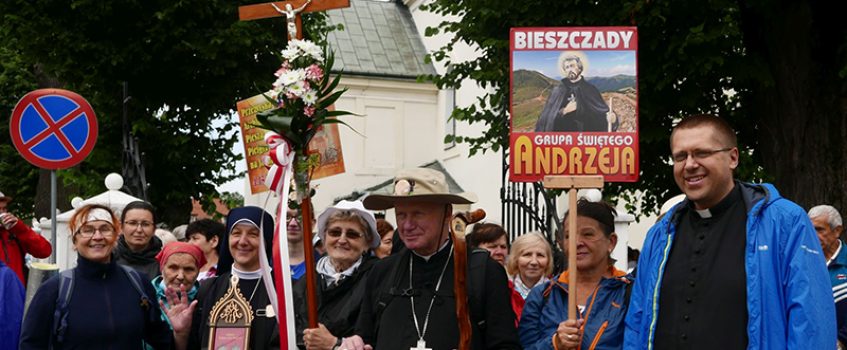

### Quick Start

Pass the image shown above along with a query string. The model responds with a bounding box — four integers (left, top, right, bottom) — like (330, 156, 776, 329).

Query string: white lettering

(557, 31, 569, 49)
(532, 31, 544, 49)
(581, 31, 593, 49)
(620, 30, 634, 49)
(607, 31, 620, 48)
(593, 31, 606, 48)
(514, 32, 527, 49)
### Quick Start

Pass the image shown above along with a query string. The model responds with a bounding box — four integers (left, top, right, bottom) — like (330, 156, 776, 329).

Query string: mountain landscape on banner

(511, 69, 637, 132)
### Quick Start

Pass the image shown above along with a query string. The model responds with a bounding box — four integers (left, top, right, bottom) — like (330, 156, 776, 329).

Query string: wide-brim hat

(317, 200, 380, 249)
(0, 191, 11, 203)
(363, 168, 476, 211)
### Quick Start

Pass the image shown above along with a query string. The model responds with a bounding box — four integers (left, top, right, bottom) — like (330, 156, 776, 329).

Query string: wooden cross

(542, 175, 604, 320)
(239, 0, 350, 40)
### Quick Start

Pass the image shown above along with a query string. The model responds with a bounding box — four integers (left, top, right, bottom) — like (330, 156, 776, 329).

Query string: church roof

(326, 0, 436, 79)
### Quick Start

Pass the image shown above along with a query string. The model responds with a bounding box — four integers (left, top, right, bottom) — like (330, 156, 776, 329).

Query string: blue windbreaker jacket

(520, 267, 632, 350)
(624, 182, 836, 349)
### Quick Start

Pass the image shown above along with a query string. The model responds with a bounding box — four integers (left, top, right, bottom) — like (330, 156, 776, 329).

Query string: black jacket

(114, 235, 162, 280)
(354, 241, 521, 349)
(294, 255, 376, 348)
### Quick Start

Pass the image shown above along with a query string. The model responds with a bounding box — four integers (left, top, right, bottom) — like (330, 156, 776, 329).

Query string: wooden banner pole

(542, 175, 604, 320)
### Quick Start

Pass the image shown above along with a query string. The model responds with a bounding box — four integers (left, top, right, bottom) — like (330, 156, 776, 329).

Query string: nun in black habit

(188, 206, 280, 349)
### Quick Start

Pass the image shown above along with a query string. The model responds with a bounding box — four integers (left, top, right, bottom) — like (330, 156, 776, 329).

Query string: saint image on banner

(509, 27, 639, 182)
(534, 51, 618, 132)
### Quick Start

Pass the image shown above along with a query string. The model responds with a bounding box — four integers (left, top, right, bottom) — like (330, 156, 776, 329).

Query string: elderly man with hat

(341, 168, 521, 350)
(0, 190, 51, 286)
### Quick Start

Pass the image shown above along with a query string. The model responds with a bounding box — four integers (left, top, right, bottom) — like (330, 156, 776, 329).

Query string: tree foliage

(0, 1, 335, 226)
(422, 0, 847, 217)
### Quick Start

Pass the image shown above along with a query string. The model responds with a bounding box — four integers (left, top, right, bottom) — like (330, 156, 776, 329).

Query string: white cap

(317, 200, 380, 248)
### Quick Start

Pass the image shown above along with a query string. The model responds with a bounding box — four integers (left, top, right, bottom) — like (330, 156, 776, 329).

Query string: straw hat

(363, 168, 476, 210)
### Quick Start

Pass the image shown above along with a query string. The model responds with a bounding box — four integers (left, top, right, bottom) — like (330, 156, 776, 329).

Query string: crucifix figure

(270, 0, 311, 40)
(239, 0, 351, 40)
(412, 339, 432, 350)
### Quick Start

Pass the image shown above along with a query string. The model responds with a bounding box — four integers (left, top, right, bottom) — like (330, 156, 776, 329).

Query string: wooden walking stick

(450, 209, 487, 350)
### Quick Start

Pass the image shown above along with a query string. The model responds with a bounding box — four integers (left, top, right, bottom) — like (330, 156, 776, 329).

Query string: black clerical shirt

(654, 185, 749, 350)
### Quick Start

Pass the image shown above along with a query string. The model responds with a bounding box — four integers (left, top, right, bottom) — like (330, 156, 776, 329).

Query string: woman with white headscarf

(299, 200, 381, 350)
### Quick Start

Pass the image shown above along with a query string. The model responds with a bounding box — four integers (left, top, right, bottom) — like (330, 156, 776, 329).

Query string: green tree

(0, 1, 333, 226)
(423, 0, 846, 217)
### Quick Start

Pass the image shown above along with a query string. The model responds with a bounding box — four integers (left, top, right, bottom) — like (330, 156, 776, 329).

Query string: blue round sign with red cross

(9, 89, 98, 170)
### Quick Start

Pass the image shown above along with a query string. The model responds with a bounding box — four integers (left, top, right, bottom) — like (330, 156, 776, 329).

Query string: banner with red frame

(509, 27, 639, 182)
(236, 94, 346, 194)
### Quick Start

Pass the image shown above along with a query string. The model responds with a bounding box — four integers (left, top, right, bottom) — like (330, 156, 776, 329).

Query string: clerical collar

(690, 183, 741, 219)
(231, 265, 263, 280)
(411, 239, 451, 262)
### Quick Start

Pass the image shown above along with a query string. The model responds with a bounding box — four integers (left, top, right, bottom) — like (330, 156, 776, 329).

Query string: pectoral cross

(238, 0, 351, 40)
(411, 339, 432, 350)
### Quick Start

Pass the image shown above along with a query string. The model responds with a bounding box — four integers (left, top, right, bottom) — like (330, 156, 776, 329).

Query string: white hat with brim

(363, 168, 477, 211)
(317, 200, 381, 249)
(0, 191, 10, 203)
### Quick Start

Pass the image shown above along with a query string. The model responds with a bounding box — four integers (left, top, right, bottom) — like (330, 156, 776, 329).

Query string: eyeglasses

(671, 147, 733, 164)
(77, 224, 116, 238)
(124, 221, 154, 229)
(326, 228, 364, 240)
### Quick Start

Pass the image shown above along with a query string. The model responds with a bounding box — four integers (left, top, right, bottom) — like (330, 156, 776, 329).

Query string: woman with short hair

(507, 233, 553, 319)
(20, 204, 193, 349)
(468, 222, 509, 266)
(518, 200, 632, 350)
(116, 201, 163, 279)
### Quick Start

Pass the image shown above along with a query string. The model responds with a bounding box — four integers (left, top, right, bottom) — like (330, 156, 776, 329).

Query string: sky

(215, 112, 247, 195)
(513, 50, 636, 79)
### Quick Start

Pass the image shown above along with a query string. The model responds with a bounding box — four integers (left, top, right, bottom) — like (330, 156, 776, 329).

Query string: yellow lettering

(553, 147, 567, 173)
(622, 147, 636, 174)
(514, 136, 532, 175)
(568, 148, 583, 174)
(535, 146, 550, 174)
(584, 148, 598, 174)
(598, 148, 611, 174)
(247, 146, 269, 157)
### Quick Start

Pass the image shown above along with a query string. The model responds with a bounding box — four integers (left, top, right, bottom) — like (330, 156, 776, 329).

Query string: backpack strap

(52, 269, 76, 348)
(467, 248, 489, 332)
(118, 265, 153, 320)
(374, 251, 410, 334)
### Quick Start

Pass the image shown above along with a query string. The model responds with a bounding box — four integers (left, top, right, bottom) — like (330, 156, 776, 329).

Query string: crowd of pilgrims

(3, 115, 843, 350)
(10, 194, 634, 350)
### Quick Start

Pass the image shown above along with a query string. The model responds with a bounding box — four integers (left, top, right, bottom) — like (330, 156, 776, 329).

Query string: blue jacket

(19, 256, 173, 349)
(520, 268, 632, 350)
(0, 259, 24, 350)
(827, 241, 847, 344)
(624, 182, 836, 349)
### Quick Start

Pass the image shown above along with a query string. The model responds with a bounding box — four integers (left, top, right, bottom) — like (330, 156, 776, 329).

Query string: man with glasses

(624, 114, 836, 349)
(0, 190, 51, 286)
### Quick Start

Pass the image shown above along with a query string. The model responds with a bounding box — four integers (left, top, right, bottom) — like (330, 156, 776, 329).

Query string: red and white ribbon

(257, 131, 298, 349)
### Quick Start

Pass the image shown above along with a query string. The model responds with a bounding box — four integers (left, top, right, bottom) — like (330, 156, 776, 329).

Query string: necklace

(409, 246, 453, 350)
(247, 278, 262, 302)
